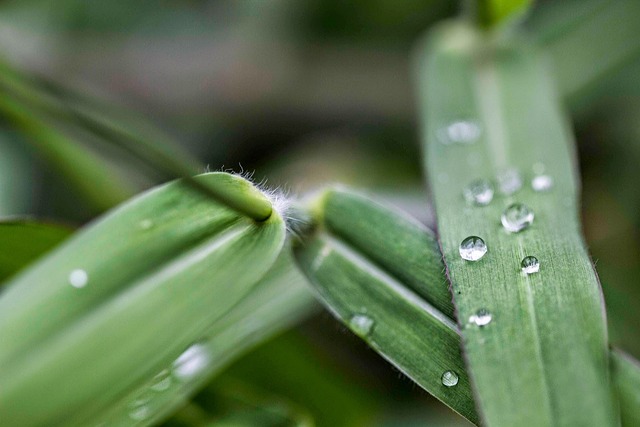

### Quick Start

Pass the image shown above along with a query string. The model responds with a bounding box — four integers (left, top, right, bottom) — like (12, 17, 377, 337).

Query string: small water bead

(128, 397, 151, 421)
(139, 219, 154, 230)
(150, 369, 171, 392)
(459, 236, 487, 261)
(172, 344, 210, 381)
(501, 203, 534, 233)
(469, 309, 492, 327)
(531, 175, 554, 192)
(521, 256, 540, 274)
(437, 120, 482, 145)
(497, 169, 523, 195)
(441, 370, 459, 387)
(349, 315, 375, 338)
(69, 269, 88, 288)
(463, 179, 494, 206)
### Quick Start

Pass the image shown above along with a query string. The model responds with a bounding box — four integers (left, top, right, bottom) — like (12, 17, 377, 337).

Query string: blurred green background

(1, 1, 639, 425)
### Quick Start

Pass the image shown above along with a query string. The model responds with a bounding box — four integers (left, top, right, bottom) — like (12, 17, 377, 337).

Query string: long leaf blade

(0, 172, 284, 426)
(417, 23, 617, 426)
(294, 189, 478, 424)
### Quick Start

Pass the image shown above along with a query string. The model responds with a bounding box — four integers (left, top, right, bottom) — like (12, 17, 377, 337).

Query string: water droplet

(437, 172, 450, 183)
(521, 256, 540, 274)
(463, 179, 494, 206)
(501, 203, 534, 233)
(459, 236, 487, 261)
(469, 309, 492, 327)
(531, 175, 553, 192)
(441, 370, 459, 387)
(128, 397, 150, 421)
(497, 169, 523, 195)
(437, 120, 482, 145)
(349, 315, 374, 338)
(172, 344, 210, 381)
(150, 369, 171, 392)
(69, 269, 88, 288)
(139, 219, 154, 230)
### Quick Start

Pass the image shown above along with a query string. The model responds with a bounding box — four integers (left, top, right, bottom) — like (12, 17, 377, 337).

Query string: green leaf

(0, 91, 136, 211)
(0, 61, 273, 220)
(294, 188, 478, 424)
(469, 0, 533, 29)
(612, 350, 640, 427)
(0, 172, 285, 426)
(0, 220, 72, 282)
(295, 186, 640, 425)
(87, 250, 316, 427)
(530, 1, 640, 108)
(417, 22, 616, 426)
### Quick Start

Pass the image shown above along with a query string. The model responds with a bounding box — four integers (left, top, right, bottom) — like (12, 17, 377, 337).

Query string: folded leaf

(0, 172, 284, 426)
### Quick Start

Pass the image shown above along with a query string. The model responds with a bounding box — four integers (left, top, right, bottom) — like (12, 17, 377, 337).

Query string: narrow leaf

(0, 92, 135, 210)
(89, 250, 316, 427)
(417, 23, 617, 426)
(611, 350, 640, 427)
(474, 0, 534, 29)
(295, 186, 640, 425)
(0, 172, 285, 426)
(531, 1, 640, 106)
(294, 189, 478, 424)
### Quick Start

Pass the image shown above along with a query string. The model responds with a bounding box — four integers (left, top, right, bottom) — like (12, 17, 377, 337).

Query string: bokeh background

(1, 1, 639, 425)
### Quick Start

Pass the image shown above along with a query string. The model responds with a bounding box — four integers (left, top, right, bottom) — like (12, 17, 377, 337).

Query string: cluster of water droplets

(457, 165, 556, 268)
(442, 162, 557, 387)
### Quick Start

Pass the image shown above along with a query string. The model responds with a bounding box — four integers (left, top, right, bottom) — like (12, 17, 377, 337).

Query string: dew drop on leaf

(497, 168, 523, 195)
(437, 120, 482, 145)
(441, 370, 459, 387)
(349, 315, 375, 338)
(128, 396, 151, 421)
(531, 175, 553, 192)
(150, 369, 171, 392)
(521, 256, 540, 274)
(172, 344, 210, 381)
(69, 269, 88, 288)
(469, 309, 492, 327)
(139, 219, 154, 230)
(463, 179, 494, 206)
(501, 203, 534, 233)
(459, 236, 487, 261)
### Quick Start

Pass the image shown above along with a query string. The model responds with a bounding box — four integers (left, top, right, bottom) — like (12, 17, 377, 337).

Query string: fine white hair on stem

(217, 166, 309, 236)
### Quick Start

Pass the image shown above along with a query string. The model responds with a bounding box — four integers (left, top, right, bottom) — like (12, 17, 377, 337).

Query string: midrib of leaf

(323, 233, 459, 333)
(473, 54, 555, 424)
(418, 23, 617, 426)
